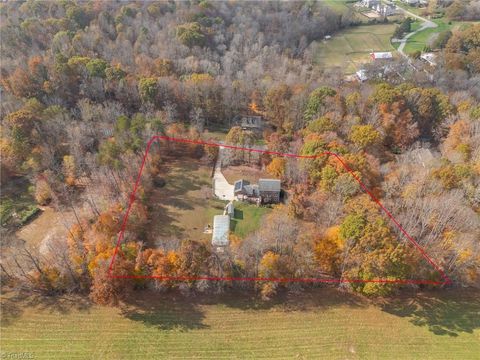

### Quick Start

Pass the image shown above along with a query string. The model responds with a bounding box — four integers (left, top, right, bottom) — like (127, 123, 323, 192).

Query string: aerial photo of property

(1, 0, 479, 359)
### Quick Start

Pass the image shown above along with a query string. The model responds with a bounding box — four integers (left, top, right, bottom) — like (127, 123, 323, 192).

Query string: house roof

(244, 184, 259, 196)
(356, 69, 368, 81)
(234, 179, 249, 192)
(212, 215, 230, 246)
(420, 53, 437, 65)
(241, 115, 263, 128)
(371, 52, 393, 60)
(258, 179, 281, 193)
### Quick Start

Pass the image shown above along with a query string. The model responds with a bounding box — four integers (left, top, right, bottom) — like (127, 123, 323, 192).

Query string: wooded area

(0, 1, 479, 306)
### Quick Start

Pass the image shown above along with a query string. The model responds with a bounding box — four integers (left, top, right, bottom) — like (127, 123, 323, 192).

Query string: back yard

(2, 288, 479, 359)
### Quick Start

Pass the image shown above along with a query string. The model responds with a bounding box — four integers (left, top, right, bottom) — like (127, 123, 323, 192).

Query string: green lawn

(0, 177, 38, 228)
(323, 0, 352, 14)
(393, 0, 425, 16)
(313, 23, 397, 74)
(403, 19, 478, 54)
(231, 202, 272, 238)
(2, 288, 479, 359)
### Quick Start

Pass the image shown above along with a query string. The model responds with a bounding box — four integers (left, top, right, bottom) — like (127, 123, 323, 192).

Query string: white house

(402, 0, 419, 5)
(371, 52, 393, 60)
(420, 53, 437, 66)
(356, 69, 368, 82)
(360, 0, 380, 7)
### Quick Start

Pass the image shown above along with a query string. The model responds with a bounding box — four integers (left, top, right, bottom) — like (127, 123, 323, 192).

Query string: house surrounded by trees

(234, 179, 281, 204)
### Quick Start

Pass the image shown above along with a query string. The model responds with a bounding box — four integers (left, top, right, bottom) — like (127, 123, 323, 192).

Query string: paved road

(396, 6, 437, 57)
(213, 146, 234, 201)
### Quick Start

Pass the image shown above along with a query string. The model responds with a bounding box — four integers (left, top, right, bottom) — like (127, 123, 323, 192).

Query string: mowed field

(2, 288, 479, 359)
(313, 24, 397, 74)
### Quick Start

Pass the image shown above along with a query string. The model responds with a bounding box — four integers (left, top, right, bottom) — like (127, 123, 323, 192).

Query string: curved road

(396, 6, 437, 57)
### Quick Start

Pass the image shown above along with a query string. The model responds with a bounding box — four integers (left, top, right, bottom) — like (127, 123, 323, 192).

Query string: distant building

(356, 69, 368, 82)
(212, 215, 230, 247)
(359, 0, 396, 15)
(376, 3, 396, 16)
(371, 52, 393, 60)
(233, 115, 263, 131)
(234, 178, 281, 204)
(324, 35, 332, 40)
(224, 201, 235, 218)
(402, 0, 419, 5)
(420, 53, 437, 66)
(360, 0, 380, 7)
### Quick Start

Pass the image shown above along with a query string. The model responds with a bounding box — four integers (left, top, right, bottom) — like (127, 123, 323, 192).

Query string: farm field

(2, 288, 479, 359)
(313, 23, 397, 74)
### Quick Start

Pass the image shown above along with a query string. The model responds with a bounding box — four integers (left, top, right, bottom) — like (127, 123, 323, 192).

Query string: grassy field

(147, 156, 224, 244)
(403, 19, 478, 54)
(2, 288, 479, 359)
(391, 1, 479, 54)
(313, 23, 397, 74)
(323, 0, 370, 22)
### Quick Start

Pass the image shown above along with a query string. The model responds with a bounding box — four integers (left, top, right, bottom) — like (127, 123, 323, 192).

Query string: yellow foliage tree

(266, 157, 286, 178)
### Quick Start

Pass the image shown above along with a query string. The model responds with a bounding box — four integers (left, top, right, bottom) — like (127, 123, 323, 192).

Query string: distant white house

(371, 52, 393, 60)
(360, 0, 380, 7)
(212, 215, 230, 247)
(359, 0, 396, 15)
(401, 0, 419, 5)
(356, 69, 368, 82)
(324, 35, 332, 40)
(420, 53, 437, 66)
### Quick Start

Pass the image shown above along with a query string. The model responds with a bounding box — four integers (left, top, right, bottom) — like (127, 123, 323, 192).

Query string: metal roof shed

(212, 215, 230, 246)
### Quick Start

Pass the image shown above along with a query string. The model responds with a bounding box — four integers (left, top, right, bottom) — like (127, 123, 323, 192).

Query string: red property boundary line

(107, 135, 452, 286)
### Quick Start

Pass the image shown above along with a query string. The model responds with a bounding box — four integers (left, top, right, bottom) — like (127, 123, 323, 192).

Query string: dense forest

(1, 0, 479, 305)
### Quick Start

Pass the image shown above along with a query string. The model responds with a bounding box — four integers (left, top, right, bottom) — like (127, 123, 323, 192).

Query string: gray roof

(258, 179, 281, 193)
(234, 179, 249, 192)
(240, 116, 263, 129)
(212, 215, 230, 246)
(244, 184, 259, 196)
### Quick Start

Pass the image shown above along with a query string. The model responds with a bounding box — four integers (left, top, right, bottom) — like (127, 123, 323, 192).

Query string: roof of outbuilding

(258, 179, 281, 192)
(212, 215, 230, 246)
